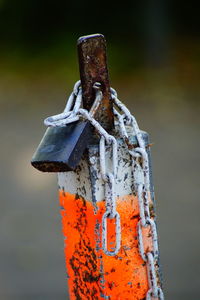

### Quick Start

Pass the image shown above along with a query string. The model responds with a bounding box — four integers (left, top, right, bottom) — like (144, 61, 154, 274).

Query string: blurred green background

(0, 1, 200, 299)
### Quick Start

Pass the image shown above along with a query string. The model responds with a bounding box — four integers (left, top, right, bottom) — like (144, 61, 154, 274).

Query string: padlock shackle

(77, 34, 114, 133)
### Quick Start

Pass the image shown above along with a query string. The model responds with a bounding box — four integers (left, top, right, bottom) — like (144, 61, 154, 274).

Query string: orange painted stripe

(59, 191, 153, 300)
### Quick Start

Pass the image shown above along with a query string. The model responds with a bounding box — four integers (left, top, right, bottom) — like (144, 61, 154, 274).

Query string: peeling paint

(59, 192, 151, 299)
(57, 132, 161, 299)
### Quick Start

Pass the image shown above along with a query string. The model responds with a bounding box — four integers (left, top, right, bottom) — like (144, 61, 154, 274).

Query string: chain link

(111, 88, 164, 299)
(99, 136, 121, 256)
(146, 287, 164, 300)
(45, 81, 164, 298)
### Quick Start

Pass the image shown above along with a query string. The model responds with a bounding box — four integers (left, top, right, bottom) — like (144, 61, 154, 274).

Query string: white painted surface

(57, 134, 148, 204)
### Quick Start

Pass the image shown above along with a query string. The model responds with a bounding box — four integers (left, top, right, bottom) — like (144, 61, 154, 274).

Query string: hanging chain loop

(111, 87, 164, 299)
(100, 136, 121, 256)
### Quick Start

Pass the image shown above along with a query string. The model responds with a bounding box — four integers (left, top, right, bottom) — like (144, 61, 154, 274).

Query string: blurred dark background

(0, 1, 200, 299)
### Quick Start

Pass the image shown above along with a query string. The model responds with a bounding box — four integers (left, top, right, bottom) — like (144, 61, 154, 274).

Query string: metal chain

(45, 81, 121, 257)
(111, 88, 164, 299)
(45, 81, 164, 297)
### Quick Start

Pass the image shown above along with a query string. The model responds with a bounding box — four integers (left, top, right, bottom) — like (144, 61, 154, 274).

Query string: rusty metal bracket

(78, 34, 114, 132)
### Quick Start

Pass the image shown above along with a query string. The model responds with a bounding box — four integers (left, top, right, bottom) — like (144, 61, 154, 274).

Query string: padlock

(31, 84, 102, 172)
(31, 120, 93, 172)
(31, 34, 114, 173)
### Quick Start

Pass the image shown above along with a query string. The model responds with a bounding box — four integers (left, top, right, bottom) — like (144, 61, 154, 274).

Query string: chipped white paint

(58, 129, 147, 204)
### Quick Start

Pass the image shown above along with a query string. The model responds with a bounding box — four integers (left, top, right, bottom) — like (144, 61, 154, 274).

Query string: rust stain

(59, 191, 153, 299)
(77, 34, 114, 132)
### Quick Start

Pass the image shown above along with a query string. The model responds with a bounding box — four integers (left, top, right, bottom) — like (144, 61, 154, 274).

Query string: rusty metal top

(77, 34, 114, 132)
